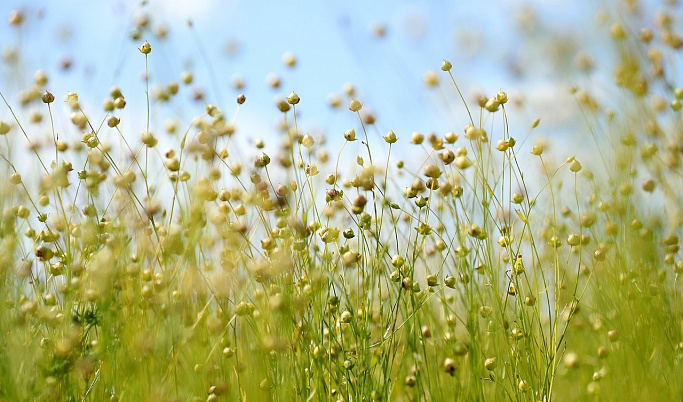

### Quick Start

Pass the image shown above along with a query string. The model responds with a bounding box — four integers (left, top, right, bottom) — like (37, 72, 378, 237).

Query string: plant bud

(42, 91, 55, 104)
(426, 274, 437, 287)
(181, 71, 193, 84)
(443, 358, 456, 375)
(139, 40, 152, 54)
(9, 10, 24, 25)
(107, 116, 120, 127)
(441, 60, 452, 71)
(0, 121, 10, 135)
(344, 128, 356, 141)
(570, 159, 582, 172)
(286, 91, 300, 105)
(423, 164, 441, 178)
(496, 90, 508, 104)
(642, 179, 655, 192)
(277, 98, 290, 112)
(340, 310, 352, 323)
(141, 131, 157, 147)
(485, 98, 500, 112)
(349, 99, 362, 112)
(384, 130, 397, 143)
(301, 133, 314, 148)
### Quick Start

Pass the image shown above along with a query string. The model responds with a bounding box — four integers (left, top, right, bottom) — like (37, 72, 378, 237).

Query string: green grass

(0, 6, 682, 402)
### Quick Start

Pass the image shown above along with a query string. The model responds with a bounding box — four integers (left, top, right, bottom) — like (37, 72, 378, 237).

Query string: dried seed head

(41, 91, 55, 104)
(485, 98, 500, 112)
(139, 40, 152, 54)
(443, 358, 456, 375)
(0, 121, 11, 135)
(114, 97, 126, 109)
(610, 22, 626, 39)
(423, 164, 441, 178)
(107, 116, 120, 128)
(567, 234, 581, 247)
(424, 70, 438, 86)
(237, 94, 246, 104)
(441, 60, 452, 71)
(593, 249, 606, 261)
(340, 310, 352, 323)
(328, 94, 341, 108)
(496, 139, 509, 152)
(411, 132, 424, 144)
(181, 71, 193, 85)
(103, 98, 114, 111)
(531, 143, 544, 155)
(426, 274, 437, 287)
(444, 131, 458, 143)
(282, 52, 296, 67)
(570, 159, 582, 172)
(353, 194, 367, 208)
(439, 149, 455, 164)
(607, 330, 619, 342)
(349, 99, 362, 112)
(496, 90, 508, 104)
(141, 131, 157, 147)
(455, 156, 472, 169)
(286, 91, 300, 105)
(384, 130, 397, 143)
(344, 128, 356, 141)
(640, 28, 653, 43)
(277, 98, 290, 112)
(301, 133, 314, 148)
(564, 352, 579, 369)
(642, 179, 655, 192)
(9, 10, 24, 25)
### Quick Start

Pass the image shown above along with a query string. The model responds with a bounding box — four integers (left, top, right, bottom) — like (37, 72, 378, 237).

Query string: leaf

(180, 130, 189, 151)
(515, 209, 527, 223)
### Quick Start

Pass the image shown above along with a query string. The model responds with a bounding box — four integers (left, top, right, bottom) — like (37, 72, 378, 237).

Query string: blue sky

(0, 0, 668, 168)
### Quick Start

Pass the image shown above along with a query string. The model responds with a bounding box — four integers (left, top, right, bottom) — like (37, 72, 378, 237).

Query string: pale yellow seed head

(349, 99, 362, 112)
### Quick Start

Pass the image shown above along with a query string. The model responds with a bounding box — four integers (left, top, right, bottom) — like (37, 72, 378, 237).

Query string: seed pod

(42, 91, 55, 104)
(349, 99, 362, 112)
(443, 358, 456, 375)
(286, 91, 300, 105)
(441, 60, 452, 71)
(107, 116, 120, 127)
(426, 274, 437, 287)
(424, 164, 441, 178)
(384, 130, 397, 143)
(570, 159, 582, 172)
(139, 40, 152, 54)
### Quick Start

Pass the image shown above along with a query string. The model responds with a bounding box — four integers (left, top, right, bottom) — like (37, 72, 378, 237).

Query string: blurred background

(0, 0, 672, 166)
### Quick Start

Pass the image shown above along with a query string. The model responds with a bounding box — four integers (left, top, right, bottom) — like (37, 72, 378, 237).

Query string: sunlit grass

(0, 5, 682, 402)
